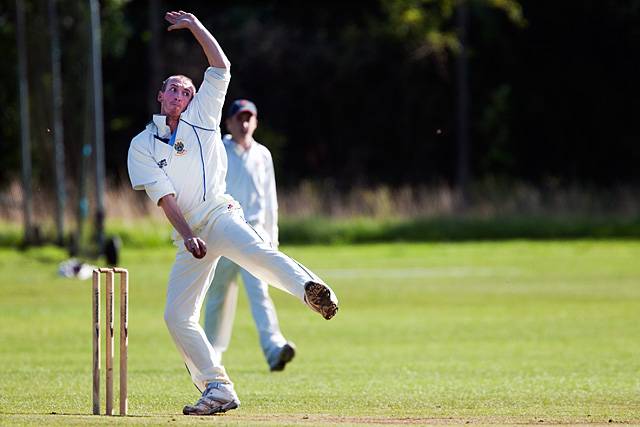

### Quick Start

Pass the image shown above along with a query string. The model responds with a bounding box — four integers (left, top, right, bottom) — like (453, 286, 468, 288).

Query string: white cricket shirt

(127, 67, 233, 229)
(223, 135, 279, 244)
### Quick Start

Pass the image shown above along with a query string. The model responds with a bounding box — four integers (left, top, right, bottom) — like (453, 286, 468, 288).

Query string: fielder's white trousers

(163, 205, 323, 391)
(203, 226, 287, 364)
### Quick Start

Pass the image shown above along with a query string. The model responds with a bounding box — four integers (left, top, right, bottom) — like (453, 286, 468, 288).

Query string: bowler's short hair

(160, 75, 195, 93)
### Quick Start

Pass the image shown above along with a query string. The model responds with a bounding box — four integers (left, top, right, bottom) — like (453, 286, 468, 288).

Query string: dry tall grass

(277, 180, 640, 219)
(2, 179, 639, 246)
(1, 179, 638, 227)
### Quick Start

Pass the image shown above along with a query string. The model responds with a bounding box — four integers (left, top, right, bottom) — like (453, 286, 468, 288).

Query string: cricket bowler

(127, 10, 339, 415)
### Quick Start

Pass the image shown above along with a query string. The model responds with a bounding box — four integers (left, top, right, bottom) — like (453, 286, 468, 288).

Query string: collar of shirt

(148, 114, 171, 138)
(232, 137, 255, 156)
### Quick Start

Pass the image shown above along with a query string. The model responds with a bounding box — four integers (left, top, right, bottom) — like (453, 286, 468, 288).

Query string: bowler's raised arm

(165, 11, 230, 69)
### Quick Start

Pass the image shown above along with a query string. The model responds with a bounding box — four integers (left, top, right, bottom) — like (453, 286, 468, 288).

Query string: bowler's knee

(164, 305, 190, 331)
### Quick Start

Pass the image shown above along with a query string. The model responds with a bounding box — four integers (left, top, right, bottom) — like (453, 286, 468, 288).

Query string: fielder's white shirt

(127, 67, 232, 229)
(223, 135, 279, 244)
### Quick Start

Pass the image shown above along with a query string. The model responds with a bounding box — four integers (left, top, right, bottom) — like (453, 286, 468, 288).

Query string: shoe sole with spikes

(304, 281, 338, 320)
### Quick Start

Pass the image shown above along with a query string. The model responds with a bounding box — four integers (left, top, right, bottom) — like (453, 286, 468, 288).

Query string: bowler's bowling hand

(165, 10, 199, 31)
(184, 236, 207, 259)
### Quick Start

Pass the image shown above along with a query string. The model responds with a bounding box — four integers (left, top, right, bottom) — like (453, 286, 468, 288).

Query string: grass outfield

(0, 241, 638, 425)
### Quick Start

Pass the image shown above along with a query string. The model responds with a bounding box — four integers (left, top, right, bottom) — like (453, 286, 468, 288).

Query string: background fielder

(204, 99, 296, 372)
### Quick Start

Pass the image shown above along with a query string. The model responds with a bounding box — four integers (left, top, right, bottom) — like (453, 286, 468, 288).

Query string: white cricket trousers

(163, 207, 323, 391)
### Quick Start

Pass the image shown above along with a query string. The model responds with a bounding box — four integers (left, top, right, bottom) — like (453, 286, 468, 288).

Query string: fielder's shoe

(182, 381, 240, 416)
(304, 281, 339, 320)
(268, 342, 296, 372)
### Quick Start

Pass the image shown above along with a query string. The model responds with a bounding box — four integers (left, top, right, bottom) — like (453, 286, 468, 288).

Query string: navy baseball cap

(228, 99, 257, 118)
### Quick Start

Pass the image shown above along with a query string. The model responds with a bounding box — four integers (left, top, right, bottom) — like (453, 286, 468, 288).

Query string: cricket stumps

(92, 267, 128, 416)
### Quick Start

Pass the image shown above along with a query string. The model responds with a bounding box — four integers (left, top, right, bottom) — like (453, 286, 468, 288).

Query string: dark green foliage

(278, 216, 640, 244)
(6, 215, 638, 249)
(0, 0, 639, 192)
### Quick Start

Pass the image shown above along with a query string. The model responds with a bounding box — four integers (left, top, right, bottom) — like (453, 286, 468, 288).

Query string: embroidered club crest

(174, 140, 186, 156)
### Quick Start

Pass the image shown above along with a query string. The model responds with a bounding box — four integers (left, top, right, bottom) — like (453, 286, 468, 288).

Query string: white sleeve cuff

(144, 180, 176, 206)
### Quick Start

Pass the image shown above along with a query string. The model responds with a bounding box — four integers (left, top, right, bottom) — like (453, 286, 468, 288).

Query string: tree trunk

(49, 0, 67, 246)
(89, 0, 106, 254)
(148, 0, 162, 115)
(456, 0, 470, 210)
(16, 0, 34, 246)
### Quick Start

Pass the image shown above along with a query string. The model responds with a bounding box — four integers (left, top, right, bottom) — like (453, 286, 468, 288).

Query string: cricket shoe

(304, 281, 339, 320)
(182, 381, 240, 416)
(268, 342, 296, 372)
